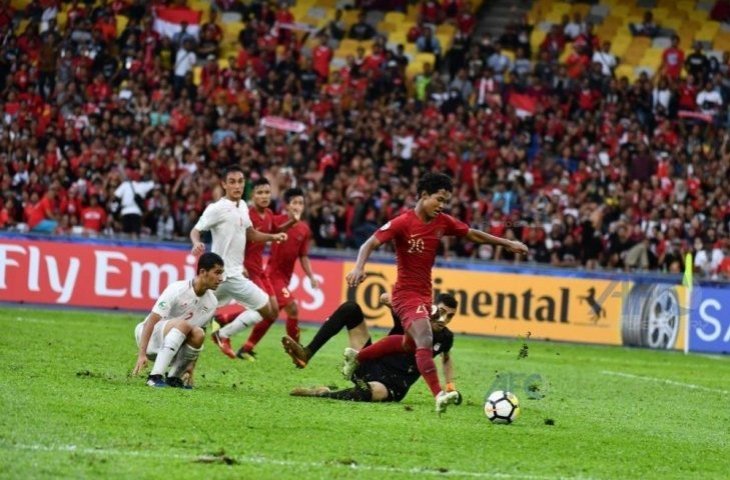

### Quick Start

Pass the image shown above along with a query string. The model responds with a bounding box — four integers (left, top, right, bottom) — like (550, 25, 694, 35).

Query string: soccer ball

(484, 390, 520, 424)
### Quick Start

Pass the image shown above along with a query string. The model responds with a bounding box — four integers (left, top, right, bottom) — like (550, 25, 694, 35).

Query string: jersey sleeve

(299, 225, 311, 257)
(151, 282, 182, 317)
(374, 214, 406, 244)
(194, 203, 221, 232)
(444, 214, 470, 238)
(242, 205, 252, 230)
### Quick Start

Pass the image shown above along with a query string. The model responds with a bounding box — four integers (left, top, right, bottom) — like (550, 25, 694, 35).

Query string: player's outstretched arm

(246, 226, 287, 244)
(442, 353, 455, 389)
(132, 313, 162, 375)
(190, 228, 205, 256)
(299, 255, 318, 289)
(346, 236, 382, 287)
(465, 229, 528, 256)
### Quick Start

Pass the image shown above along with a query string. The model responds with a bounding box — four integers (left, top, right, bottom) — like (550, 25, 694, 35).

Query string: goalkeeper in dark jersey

(282, 293, 460, 403)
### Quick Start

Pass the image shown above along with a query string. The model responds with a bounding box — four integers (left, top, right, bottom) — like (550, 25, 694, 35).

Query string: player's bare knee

(258, 300, 278, 320)
(188, 327, 205, 347)
(287, 302, 298, 317)
(369, 382, 389, 402)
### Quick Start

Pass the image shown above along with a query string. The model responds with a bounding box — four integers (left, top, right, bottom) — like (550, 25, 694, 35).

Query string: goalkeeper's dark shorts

(353, 362, 411, 402)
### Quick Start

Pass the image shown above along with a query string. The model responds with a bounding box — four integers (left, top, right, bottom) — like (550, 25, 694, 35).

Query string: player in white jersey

(189, 166, 287, 358)
(132, 252, 225, 388)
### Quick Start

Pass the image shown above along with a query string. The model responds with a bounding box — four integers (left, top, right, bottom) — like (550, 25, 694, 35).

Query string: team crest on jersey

(435, 228, 444, 239)
(158, 301, 168, 310)
(380, 221, 391, 231)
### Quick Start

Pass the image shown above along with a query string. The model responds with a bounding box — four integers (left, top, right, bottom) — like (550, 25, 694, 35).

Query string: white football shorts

(214, 274, 269, 311)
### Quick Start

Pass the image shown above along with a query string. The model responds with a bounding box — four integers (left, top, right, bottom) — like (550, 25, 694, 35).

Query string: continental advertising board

(343, 261, 689, 351)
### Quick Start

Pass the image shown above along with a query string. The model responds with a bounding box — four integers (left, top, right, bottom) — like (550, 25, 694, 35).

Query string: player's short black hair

(436, 292, 458, 309)
(252, 177, 270, 189)
(223, 165, 245, 180)
(417, 172, 453, 196)
(197, 252, 224, 272)
(284, 187, 305, 204)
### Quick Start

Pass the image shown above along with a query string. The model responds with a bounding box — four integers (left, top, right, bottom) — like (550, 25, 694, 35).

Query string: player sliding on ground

(344, 172, 528, 412)
(283, 293, 461, 404)
(131, 252, 224, 388)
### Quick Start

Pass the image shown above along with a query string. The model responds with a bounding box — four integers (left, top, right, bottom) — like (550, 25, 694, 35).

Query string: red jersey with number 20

(374, 210, 469, 302)
(245, 207, 275, 277)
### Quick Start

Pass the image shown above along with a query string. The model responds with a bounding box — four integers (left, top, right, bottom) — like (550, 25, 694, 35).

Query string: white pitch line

(601, 370, 730, 395)
(1, 443, 592, 480)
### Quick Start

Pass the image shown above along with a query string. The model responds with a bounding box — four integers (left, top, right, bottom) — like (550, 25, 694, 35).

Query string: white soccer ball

(484, 390, 520, 424)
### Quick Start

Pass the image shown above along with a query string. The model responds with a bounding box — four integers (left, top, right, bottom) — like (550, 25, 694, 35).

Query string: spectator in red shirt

(311, 34, 333, 80)
(25, 188, 59, 233)
(80, 194, 107, 234)
(660, 35, 684, 79)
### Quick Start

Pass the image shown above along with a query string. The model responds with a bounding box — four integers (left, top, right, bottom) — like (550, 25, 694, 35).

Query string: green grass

(0, 307, 728, 479)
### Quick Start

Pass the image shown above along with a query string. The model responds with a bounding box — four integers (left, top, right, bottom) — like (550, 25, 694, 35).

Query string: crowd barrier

(0, 234, 726, 355)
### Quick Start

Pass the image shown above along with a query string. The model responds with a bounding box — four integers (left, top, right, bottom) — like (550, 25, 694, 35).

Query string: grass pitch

(1, 307, 728, 479)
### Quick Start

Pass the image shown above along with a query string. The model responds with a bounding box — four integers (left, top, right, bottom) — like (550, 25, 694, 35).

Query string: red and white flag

(153, 7, 202, 39)
(261, 116, 307, 133)
(508, 93, 538, 118)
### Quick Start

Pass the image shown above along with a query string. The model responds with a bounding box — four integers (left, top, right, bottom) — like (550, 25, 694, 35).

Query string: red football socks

(415, 347, 442, 397)
(356, 335, 407, 362)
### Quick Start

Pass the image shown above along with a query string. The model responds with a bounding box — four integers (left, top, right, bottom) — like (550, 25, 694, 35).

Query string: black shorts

(121, 213, 142, 234)
(353, 362, 411, 402)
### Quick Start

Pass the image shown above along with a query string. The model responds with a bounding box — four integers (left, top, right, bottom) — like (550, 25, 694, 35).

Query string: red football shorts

(391, 294, 432, 331)
(249, 271, 275, 297)
(270, 275, 294, 308)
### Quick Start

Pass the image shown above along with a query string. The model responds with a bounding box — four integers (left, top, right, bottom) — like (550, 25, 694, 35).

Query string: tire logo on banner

(621, 283, 681, 350)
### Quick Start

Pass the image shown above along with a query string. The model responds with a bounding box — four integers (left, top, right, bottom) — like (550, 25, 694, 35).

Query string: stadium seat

(341, 9, 360, 28)
(314, 0, 338, 8)
(387, 29, 409, 46)
(10, 0, 30, 9)
(530, 29, 547, 54)
(116, 15, 128, 37)
(222, 21, 245, 45)
(193, 66, 202, 86)
(384, 11, 406, 25)
(614, 64, 636, 82)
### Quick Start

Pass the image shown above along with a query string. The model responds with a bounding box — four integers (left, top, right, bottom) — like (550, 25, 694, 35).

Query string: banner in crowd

(688, 286, 730, 354)
(0, 238, 343, 322)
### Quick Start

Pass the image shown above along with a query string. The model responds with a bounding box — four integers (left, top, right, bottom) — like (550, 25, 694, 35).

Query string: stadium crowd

(0, 0, 729, 278)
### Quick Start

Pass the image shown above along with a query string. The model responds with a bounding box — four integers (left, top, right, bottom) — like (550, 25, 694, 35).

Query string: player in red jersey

(213, 178, 295, 360)
(344, 172, 528, 413)
(240, 187, 319, 354)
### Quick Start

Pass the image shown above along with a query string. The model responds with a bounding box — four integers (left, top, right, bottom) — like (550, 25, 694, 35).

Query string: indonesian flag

(153, 6, 202, 39)
(261, 116, 307, 133)
(508, 92, 538, 118)
(678, 110, 713, 123)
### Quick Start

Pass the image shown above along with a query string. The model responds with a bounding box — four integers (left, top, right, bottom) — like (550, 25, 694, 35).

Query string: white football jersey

(194, 197, 252, 277)
(151, 280, 218, 329)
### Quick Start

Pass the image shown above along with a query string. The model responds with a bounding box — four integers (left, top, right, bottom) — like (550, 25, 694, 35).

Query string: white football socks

(150, 328, 187, 376)
(167, 343, 202, 378)
(219, 310, 263, 339)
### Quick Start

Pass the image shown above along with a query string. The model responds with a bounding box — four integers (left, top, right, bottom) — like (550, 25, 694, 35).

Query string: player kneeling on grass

(283, 293, 461, 405)
(132, 253, 224, 388)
